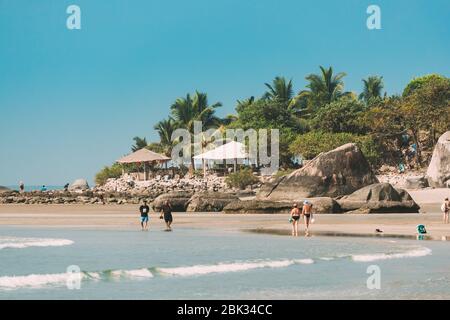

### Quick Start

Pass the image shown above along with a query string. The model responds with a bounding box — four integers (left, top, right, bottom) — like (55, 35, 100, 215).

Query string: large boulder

(259, 143, 378, 201)
(186, 192, 239, 212)
(337, 183, 420, 213)
(69, 179, 90, 191)
(152, 190, 194, 212)
(224, 197, 340, 214)
(427, 131, 450, 188)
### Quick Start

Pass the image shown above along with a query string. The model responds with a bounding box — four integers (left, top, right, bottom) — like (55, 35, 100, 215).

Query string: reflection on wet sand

(246, 228, 450, 241)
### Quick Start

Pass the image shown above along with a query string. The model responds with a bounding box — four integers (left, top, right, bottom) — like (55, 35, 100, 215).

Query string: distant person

(442, 198, 449, 224)
(139, 200, 150, 231)
(63, 183, 69, 192)
(40, 185, 47, 192)
(19, 181, 24, 193)
(302, 200, 314, 236)
(160, 200, 173, 231)
(290, 203, 301, 236)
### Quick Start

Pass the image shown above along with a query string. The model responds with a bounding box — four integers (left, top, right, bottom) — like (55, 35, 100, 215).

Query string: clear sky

(0, 0, 449, 186)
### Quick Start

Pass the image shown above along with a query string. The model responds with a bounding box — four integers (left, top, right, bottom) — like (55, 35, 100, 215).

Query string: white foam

(319, 257, 334, 261)
(0, 237, 73, 250)
(0, 273, 73, 289)
(158, 258, 313, 277)
(352, 247, 432, 262)
(110, 268, 153, 279)
(123, 268, 154, 278)
(294, 258, 314, 264)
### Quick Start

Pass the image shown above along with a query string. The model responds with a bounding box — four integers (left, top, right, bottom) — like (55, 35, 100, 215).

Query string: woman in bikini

(290, 203, 301, 236)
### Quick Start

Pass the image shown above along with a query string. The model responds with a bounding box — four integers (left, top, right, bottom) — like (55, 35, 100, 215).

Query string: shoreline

(1, 204, 450, 240)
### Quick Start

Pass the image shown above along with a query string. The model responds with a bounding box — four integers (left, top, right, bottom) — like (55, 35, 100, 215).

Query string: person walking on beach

(19, 181, 24, 193)
(139, 200, 150, 231)
(442, 198, 449, 224)
(160, 200, 173, 231)
(302, 200, 314, 236)
(290, 203, 301, 236)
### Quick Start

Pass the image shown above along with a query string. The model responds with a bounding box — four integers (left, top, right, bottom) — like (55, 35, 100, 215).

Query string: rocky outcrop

(224, 197, 340, 214)
(337, 183, 420, 213)
(427, 131, 450, 188)
(69, 179, 90, 191)
(0, 190, 153, 205)
(259, 143, 378, 201)
(186, 192, 239, 212)
(152, 190, 194, 212)
(97, 175, 228, 193)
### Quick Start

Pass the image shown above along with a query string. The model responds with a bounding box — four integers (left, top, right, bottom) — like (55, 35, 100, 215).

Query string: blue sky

(0, 0, 449, 185)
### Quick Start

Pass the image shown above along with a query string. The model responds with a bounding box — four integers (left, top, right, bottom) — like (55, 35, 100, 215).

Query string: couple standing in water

(139, 200, 173, 231)
(290, 201, 314, 236)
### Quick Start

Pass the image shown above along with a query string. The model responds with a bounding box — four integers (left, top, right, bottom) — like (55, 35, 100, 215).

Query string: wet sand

(0, 202, 449, 240)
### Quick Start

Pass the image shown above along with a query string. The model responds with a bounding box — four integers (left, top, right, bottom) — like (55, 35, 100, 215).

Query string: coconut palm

(131, 136, 148, 152)
(293, 66, 349, 110)
(359, 76, 384, 105)
(153, 117, 177, 156)
(263, 77, 294, 103)
(170, 91, 223, 170)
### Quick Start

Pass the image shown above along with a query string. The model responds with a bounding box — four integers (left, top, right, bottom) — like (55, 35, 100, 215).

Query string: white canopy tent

(193, 141, 249, 174)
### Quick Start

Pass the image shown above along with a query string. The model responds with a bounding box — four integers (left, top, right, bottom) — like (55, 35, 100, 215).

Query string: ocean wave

(0, 237, 74, 250)
(157, 258, 313, 277)
(351, 247, 432, 262)
(0, 273, 71, 289)
(0, 268, 154, 290)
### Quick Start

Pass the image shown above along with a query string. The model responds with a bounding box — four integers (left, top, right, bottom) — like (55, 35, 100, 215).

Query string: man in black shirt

(139, 200, 150, 231)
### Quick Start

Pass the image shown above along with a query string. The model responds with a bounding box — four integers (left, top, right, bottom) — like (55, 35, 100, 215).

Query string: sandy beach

(1, 188, 449, 239)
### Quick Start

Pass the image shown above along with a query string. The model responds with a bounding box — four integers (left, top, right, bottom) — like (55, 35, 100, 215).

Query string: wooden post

(143, 162, 147, 181)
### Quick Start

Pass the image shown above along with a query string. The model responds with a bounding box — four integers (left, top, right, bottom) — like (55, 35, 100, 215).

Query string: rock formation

(152, 190, 194, 212)
(259, 143, 378, 201)
(186, 192, 239, 212)
(337, 183, 420, 213)
(224, 197, 340, 214)
(426, 131, 450, 187)
(69, 179, 90, 191)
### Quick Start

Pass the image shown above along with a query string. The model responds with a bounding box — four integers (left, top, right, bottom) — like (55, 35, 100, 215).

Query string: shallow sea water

(0, 226, 449, 299)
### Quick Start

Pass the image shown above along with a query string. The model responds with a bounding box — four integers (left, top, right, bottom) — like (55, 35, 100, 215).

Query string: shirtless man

(302, 200, 313, 236)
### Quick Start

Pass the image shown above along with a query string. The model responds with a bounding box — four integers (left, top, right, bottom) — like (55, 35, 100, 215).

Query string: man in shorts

(302, 200, 314, 236)
(139, 200, 150, 231)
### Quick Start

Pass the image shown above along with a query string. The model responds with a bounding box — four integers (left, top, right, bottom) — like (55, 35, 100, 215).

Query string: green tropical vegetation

(96, 66, 449, 184)
(225, 168, 259, 189)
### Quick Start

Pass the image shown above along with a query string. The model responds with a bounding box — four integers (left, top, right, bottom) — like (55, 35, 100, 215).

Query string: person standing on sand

(443, 198, 449, 224)
(19, 181, 24, 193)
(160, 200, 173, 231)
(302, 200, 314, 236)
(139, 200, 150, 231)
(290, 203, 301, 236)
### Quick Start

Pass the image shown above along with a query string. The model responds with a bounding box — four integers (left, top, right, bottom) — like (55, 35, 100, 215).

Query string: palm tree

(170, 91, 223, 170)
(293, 66, 349, 110)
(131, 136, 148, 152)
(236, 96, 255, 112)
(359, 76, 384, 105)
(263, 77, 294, 103)
(153, 117, 177, 156)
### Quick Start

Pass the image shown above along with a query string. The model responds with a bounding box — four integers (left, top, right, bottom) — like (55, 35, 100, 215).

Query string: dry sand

(0, 188, 449, 239)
